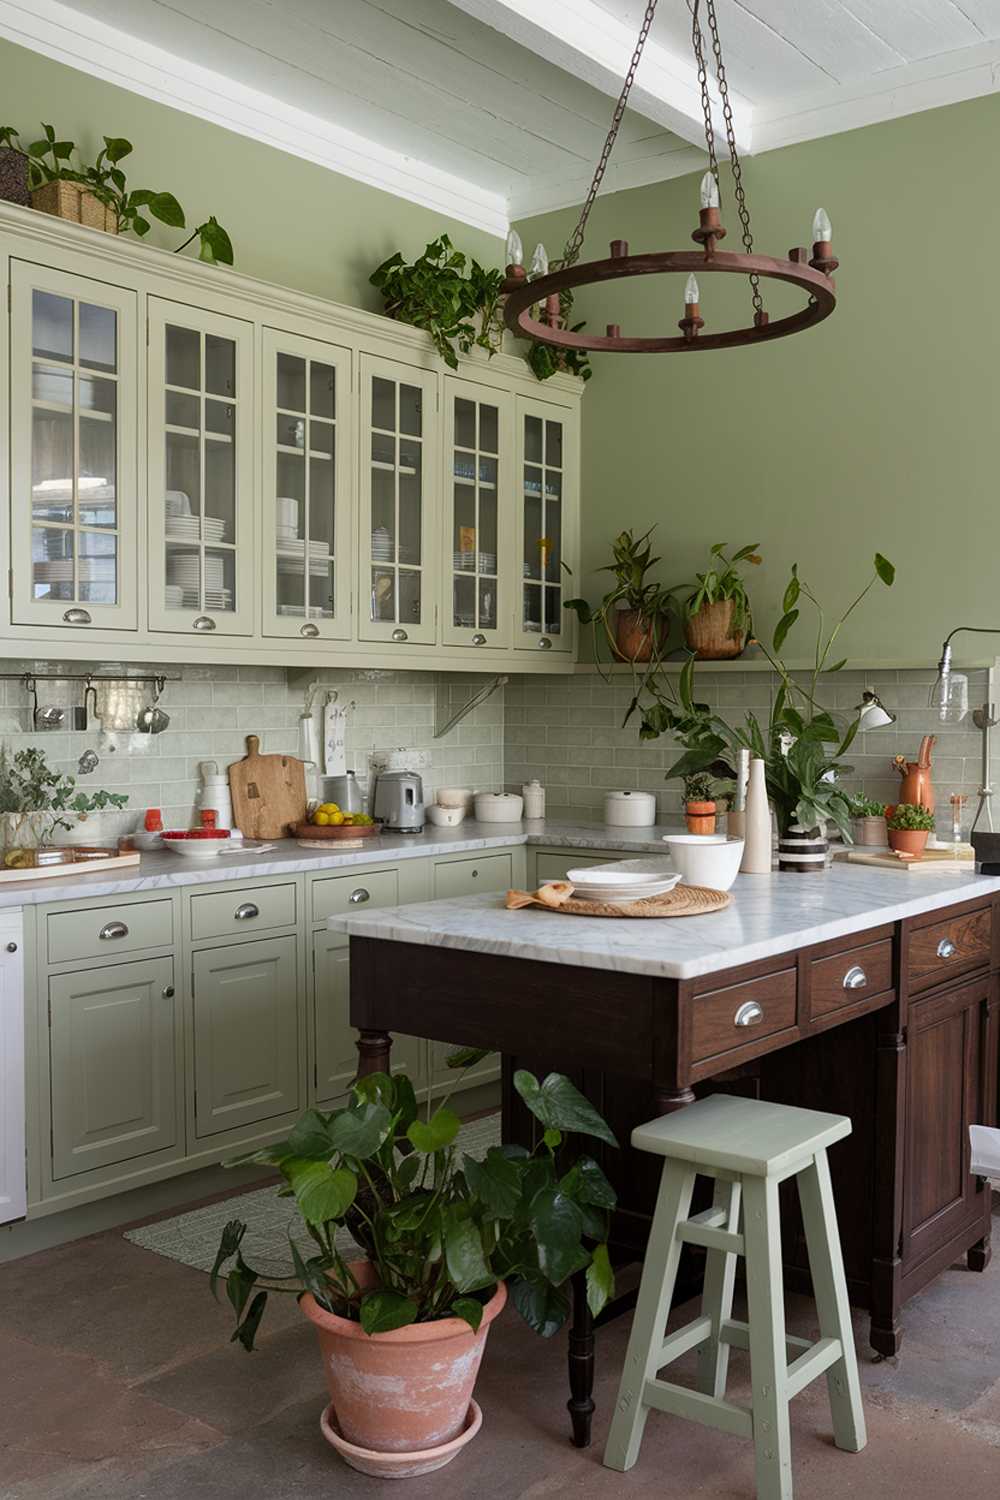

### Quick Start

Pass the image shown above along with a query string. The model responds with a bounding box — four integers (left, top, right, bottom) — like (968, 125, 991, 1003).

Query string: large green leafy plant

(628, 554, 896, 839)
(211, 1064, 618, 1349)
(681, 541, 762, 642)
(370, 236, 505, 371)
(564, 526, 675, 673)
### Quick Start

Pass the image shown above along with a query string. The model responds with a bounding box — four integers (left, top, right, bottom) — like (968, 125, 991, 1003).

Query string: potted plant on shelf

(886, 802, 935, 857)
(0, 126, 30, 207)
(625, 554, 896, 871)
(564, 526, 673, 667)
(681, 542, 762, 659)
(210, 1065, 617, 1478)
(848, 793, 888, 848)
(0, 744, 128, 858)
(683, 771, 717, 834)
(370, 236, 505, 371)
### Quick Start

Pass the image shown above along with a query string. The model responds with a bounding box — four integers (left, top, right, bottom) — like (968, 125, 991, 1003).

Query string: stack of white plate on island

(566, 858, 682, 905)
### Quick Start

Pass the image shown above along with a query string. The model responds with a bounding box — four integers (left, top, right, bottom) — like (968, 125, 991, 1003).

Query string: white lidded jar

(604, 790, 657, 828)
(522, 780, 546, 819)
(198, 759, 234, 831)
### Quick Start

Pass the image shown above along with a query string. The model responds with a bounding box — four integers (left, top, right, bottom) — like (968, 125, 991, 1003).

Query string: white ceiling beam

(444, 0, 753, 154)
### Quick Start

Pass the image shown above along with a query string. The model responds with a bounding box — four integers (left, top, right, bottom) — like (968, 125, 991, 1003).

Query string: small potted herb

(848, 794, 888, 848)
(683, 771, 717, 835)
(565, 527, 673, 665)
(681, 542, 762, 659)
(886, 802, 935, 858)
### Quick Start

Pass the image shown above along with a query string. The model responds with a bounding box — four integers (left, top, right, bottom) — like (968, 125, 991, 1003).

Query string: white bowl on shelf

(661, 834, 744, 891)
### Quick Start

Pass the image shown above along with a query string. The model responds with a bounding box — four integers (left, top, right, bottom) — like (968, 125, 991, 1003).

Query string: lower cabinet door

(49, 957, 179, 1179)
(312, 929, 422, 1106)
(192, 936, 300, 1138)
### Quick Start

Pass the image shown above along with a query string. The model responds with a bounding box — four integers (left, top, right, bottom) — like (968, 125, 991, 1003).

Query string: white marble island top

(331, 865, 1000, 981)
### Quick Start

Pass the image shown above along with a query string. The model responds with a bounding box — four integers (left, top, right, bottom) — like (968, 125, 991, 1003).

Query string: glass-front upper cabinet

(10, 261, 138, 631)
(515, 396, 578, 654)
(359, 353, 438, 645)
(261, 328, 352, 642)
(147, 297, 254, 636)
(441, 378, 512, 649)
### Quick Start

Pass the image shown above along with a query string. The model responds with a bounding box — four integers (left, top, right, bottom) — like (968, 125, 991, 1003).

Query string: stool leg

(696, 1176, 742, 1399)
(742, 1175, 794, 1500)
(603, 1160, 696, 1472)
(797, 1151, 867, 1454)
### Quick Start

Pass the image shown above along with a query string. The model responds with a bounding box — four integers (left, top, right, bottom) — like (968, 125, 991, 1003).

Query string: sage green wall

(518, 94, 1000, 664)
(0, 38, 503, 307)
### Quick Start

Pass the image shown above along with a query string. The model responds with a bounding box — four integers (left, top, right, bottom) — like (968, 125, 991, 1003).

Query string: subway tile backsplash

(0, 659, 992, 840)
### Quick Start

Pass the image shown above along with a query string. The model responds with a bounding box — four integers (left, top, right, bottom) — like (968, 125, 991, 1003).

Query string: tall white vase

(741, 757, 772, 874)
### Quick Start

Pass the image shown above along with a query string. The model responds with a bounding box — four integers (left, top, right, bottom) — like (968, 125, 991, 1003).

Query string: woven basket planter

(684, 598, 745, 659)
(0, 147, 30, 207)
(32, 180, 117, 233)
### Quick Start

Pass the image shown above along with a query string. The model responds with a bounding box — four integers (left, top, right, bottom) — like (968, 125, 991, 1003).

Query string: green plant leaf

(782, 575, 801, 613)
(281, 1159, 357, 1226)
(445, 1045, 493, 1070)
(529, 1187, 589, 1284)
(510, 1275, 570, 1338)
(197, 216, 234, 266)
(559, 1155, 617, 1209)
(102, 136, 132, 162)
(828, 658, 848, 672)
(226, 1263, 257, 1321)
(874, 553, 895, 586)
(514, 1072, 618, 1146)
(678, 653, 696, 712)
(407, 1106, 461, 1153)
(543, 1127, 562, 1150)
(289, 1237, 335, 1310)
(773, 608, 799, 653)
(360, 1289, 418, 1335)
(450, 1297, 484, 1334)
(443, 1210, 496, 1293)
(287, 1109, 335, 1159)
(586, 1242, 615, 1317)
(327, 1101, 393, 1159)
(463, 1147, 523, 1219)
(209, 1218, 246, 1300)
(231, 1290, 268, 1351)
(147, 189, 184, 227)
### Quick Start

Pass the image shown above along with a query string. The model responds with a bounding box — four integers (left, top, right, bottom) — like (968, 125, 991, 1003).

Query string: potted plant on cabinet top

(681, 542, 762, 659)
(0, 126, 30, 207)
(886, 802, 935, 857)
(211, 1065, 617, 1478)
(848, 793, 888, 848)
(564, 526, 673, 667)
(683, 771, 717, 834)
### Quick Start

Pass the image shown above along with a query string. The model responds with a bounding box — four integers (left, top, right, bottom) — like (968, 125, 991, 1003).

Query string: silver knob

(734, 1000, 763, 1027)
(162, 985, 175, 999)
(234, 902, 259, 921)
(843, 965, 868, 990)
(63, 607, 92, 625)
(538, 635, 553, 650)
(937, 937, 957, 959)
(349, 887, 370, 904)
(300, 622, 319, 638)
(193, 615, 216, 631)
(472, 633, 487, 645)
(99, 920, 129, 940)
(5, 942, 17, 953)
(391, 628, 408, 642)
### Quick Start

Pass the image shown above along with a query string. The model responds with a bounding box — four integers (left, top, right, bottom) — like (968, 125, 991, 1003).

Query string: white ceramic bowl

(162, 833, 231, 862)
(437, 787, 475, 813)
(426, 804, 465, 827)
(661, 834, 744, 891)
(474, 792, 524, 823)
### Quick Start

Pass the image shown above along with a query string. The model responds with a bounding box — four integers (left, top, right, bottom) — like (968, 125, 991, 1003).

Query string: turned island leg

(356, 1028, 393, 1078)
(567, 1271, 595, 1448)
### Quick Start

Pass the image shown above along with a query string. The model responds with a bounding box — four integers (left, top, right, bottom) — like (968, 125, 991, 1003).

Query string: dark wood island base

(351, 890, 1000, 1447)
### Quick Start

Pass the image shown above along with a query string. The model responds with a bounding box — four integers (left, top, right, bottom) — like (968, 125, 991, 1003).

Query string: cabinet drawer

(908, 907, 992, 993)
(434, 853, 513, 900)
(811, 939, 893, 1019)
(312, 868, 399, 924)
(535, 851, 606, 884)
(689, 969, 797, 1068)
(46, 899, 173, 964)
(190, 882, 296, 941)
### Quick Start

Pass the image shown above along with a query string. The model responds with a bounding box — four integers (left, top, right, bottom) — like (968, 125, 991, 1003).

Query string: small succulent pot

(777, 823, 828, 873)
(32, 180, 117, 233)
(852, 814, 888, 847)
(0, 147, 30, 207)
(888, 827, 929, 857)
(613, 608, 665, 663)
(684, 599, 745, 660)
(685, 800, 717, 835)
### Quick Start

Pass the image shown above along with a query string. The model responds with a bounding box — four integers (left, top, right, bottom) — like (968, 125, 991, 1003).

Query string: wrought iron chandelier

(503, 0, 838, 354)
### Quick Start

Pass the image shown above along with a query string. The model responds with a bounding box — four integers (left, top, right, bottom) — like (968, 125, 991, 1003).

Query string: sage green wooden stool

(603, 1094, 866, 1500)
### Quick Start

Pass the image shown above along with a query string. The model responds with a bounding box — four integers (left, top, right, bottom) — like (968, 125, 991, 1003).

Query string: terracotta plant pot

(888, 828, 930, 857)
(300, 1261, 506, 1463)
(685, 598, 745, 660)
(32, 180, 118, 233)
(0, 147, 30, 207)
(685, 800, 717, 835)
(613, 608, 664, 663)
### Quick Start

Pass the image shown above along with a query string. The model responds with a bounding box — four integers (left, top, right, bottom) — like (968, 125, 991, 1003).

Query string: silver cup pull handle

(99, 920, 129, 941)
(193, 615, 216, 631)
(937, 937, 957, 959)
(538, 635, 553, 650)
(734, 1000, 763, 1027)
(234, 903, 259, 921)
(472, 633, 487, 646)
(349, 887, 370, 904)
(843, 965, 868, 990)
(300, 622, 319, 638)
(63, 607, 92, 625)
(391, 628, 408, 643)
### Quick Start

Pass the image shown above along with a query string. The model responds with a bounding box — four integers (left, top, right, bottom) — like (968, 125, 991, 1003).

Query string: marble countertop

(0, 818, 679, 909)
(330, 864, 1000, 981)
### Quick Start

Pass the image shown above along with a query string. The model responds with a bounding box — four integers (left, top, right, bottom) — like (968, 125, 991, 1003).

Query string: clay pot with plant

(211, 1063, 617, 1478)
(564, 527, 673, 667)
(683, 771, 718, 834)
(887, 801, 935, 857)
(682, 542, 762, 659)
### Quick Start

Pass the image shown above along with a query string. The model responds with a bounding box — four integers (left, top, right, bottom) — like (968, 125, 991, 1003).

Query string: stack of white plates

(165, 584, 184, 607)
(452, 552, 497, 573)
(34, 559, 116, 583)
(372, 529, 393, 562)
(566, 858, 681, 905)
(166, 489, 191, 517)
(277, 604, 328, 618)
(175, 588, 233, 610)
(166, 515, 227, 544)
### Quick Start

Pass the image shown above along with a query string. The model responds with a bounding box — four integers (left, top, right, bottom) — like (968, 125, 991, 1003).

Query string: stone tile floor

(1, 1194, 998, 1498)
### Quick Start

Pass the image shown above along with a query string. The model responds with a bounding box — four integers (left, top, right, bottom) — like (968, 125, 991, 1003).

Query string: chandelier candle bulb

(529, 242, 548, 279)
(699, 171, 720, 210)
(809, 207, 839, 276)
(678, 273, 704, 341)
(503, 227, 526, 288)
(812, 208, 832, 245)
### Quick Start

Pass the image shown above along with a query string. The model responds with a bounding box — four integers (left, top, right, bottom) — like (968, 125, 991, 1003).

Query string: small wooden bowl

(292, 821, 378, 840)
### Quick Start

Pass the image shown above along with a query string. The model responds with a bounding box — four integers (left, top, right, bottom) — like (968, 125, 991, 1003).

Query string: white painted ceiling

(4, 0, 1000, 234)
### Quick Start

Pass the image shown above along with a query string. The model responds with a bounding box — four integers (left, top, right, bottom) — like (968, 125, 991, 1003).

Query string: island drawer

(190, 881, 297, 941)
(433, 854, 513, 900)
(907, 906, 992, 993)
(688, 968, 797, 1070)
(811, 939, 894, 1019)
(46, 899, 174, 964)
(313, 869, 399, 924)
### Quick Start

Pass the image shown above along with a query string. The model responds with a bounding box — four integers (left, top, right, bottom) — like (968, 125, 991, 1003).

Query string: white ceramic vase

(740, 758, 772, 874)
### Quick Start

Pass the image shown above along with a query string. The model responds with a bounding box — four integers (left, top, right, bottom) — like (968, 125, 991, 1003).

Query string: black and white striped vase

(777, 824, 828, 873)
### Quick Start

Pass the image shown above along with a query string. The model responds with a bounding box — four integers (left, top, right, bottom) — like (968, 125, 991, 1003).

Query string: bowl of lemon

(294, 803, 378, 841)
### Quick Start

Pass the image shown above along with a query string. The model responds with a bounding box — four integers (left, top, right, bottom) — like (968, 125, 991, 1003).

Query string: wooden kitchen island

(338, 866, 1000, 1447)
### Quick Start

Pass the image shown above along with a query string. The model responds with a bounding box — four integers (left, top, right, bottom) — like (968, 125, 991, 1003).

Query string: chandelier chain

(704, 0, 763, 316)
(690, 1, 720, 187)
(559, 0, 659, 269)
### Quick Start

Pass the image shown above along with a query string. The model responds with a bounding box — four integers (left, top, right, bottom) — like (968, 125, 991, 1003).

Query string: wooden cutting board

(228, 735, 307, 840)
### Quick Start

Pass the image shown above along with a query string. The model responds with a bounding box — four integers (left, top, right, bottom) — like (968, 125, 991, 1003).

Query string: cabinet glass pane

(166, 325, 199, 389)
(367, 372, 424, 627)
(311, 362, 336, 420)
(522, 412, 565, 635)
(28, 290, 120, 606)
(270, 342, 339, 625)
(205, 334, 235, 397)
(277, 352, 306, 412)
(450, 393, 500, 632)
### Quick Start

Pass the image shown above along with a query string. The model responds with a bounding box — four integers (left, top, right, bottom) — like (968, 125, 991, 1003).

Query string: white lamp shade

(859, 700, 894, 729)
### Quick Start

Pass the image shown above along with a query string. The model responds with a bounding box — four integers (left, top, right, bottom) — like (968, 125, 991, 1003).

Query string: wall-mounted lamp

(856, 690, 895, 730)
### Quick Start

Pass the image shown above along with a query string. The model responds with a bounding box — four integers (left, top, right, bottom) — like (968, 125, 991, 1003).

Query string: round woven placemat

(517, 884, 731, 918)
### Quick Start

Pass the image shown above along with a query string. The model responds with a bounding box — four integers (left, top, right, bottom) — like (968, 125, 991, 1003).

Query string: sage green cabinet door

(192, 936, 299, 1138)
(49, 956, 178, 1180)
(312, 929, 422, 1106)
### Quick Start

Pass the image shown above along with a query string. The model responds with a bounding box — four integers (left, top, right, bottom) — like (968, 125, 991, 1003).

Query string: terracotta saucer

(319, 1399, 483, 1478)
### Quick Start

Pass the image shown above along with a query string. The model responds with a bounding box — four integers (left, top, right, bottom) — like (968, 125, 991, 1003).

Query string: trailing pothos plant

(370, 236, 505, 371)
(625, 553, 896, 839)
(525, 286, 593, 384)
(211, 1061, 618, 1349)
